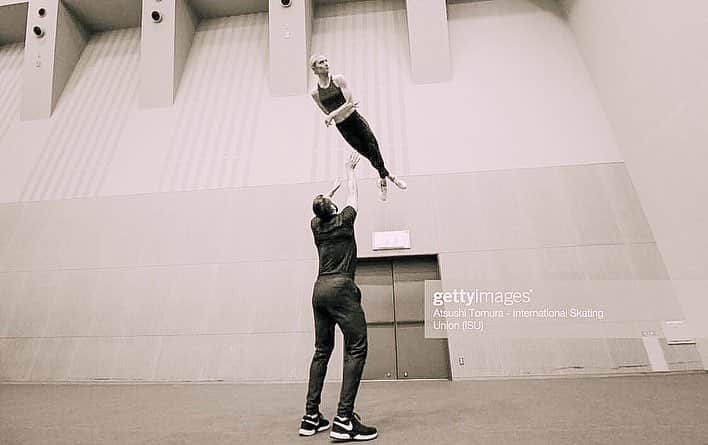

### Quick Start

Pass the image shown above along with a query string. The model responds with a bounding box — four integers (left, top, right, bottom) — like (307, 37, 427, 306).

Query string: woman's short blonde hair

(309, 54, 327, 70)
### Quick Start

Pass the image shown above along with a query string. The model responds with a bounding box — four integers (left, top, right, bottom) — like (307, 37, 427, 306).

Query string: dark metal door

(393, 257, 450, 379)
(355, 256, 450, 380)
(356, 260, 396, 380)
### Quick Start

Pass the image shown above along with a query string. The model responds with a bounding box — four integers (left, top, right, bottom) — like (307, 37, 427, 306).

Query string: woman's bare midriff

(333, 107, 356, 125)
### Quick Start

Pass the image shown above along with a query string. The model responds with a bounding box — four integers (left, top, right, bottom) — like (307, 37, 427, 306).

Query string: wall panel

(0, 43, 22, 141)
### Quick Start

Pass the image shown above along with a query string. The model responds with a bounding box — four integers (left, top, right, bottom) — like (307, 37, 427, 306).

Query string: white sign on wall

(663, 320, 696, 345)
(372, 230, 411, 251)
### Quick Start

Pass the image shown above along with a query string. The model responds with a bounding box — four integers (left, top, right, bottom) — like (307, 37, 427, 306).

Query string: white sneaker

(389, 176, 407, 190)
(298, 412, 330, 436)
(378, 179, 388, 202)
(330, 413, 378, 442)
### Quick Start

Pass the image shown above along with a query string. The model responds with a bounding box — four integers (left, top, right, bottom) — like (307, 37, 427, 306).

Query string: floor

(1, 373, 708, 444)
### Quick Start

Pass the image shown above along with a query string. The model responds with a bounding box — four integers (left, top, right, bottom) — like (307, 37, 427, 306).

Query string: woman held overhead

(309, 54, 407, 202)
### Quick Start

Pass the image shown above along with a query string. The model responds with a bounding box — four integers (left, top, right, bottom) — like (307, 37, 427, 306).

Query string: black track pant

(336, 111, 390, 179)
(305, 275, 368, 417)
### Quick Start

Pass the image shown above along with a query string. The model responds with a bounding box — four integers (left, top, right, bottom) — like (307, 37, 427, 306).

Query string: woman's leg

(336, 113, 389, 179)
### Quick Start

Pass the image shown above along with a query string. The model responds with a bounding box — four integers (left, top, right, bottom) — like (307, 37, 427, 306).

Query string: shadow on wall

(448, 0, 566, 20)
(315, 0, 404, 18)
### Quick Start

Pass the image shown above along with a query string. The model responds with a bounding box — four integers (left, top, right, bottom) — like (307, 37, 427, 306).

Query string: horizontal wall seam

(0, 240, 659, 275)
(0, 160, 627, 205)
(0, 331, 314, 339)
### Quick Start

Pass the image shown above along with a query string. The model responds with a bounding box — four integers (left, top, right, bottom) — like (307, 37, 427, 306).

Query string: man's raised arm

(344, 152, 360, 211)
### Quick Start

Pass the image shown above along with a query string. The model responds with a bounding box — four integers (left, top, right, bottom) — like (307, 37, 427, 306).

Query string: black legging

(335, 111, 390, 179)
(305, 274, 368, 418)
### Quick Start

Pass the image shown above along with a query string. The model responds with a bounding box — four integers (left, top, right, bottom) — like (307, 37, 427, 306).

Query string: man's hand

(345, 152, 360, 170)
(326, 178, 342, 198)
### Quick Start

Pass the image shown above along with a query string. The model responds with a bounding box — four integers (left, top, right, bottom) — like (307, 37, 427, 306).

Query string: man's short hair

(312, 194, 335, 221)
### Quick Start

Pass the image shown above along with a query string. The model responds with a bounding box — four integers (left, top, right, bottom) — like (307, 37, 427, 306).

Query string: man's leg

(305, 304, 335, 415)
(332, 285, 368, 418)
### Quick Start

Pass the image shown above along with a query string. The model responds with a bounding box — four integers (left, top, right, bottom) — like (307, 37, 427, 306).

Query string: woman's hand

(325, 102, 358, 127)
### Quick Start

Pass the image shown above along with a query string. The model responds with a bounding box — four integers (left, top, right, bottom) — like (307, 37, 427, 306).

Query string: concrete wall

(0, 0, 697, 381)
(3, 164, 697, 381)
(0, 43, 23, 141)
(562, 0, 708, 368)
